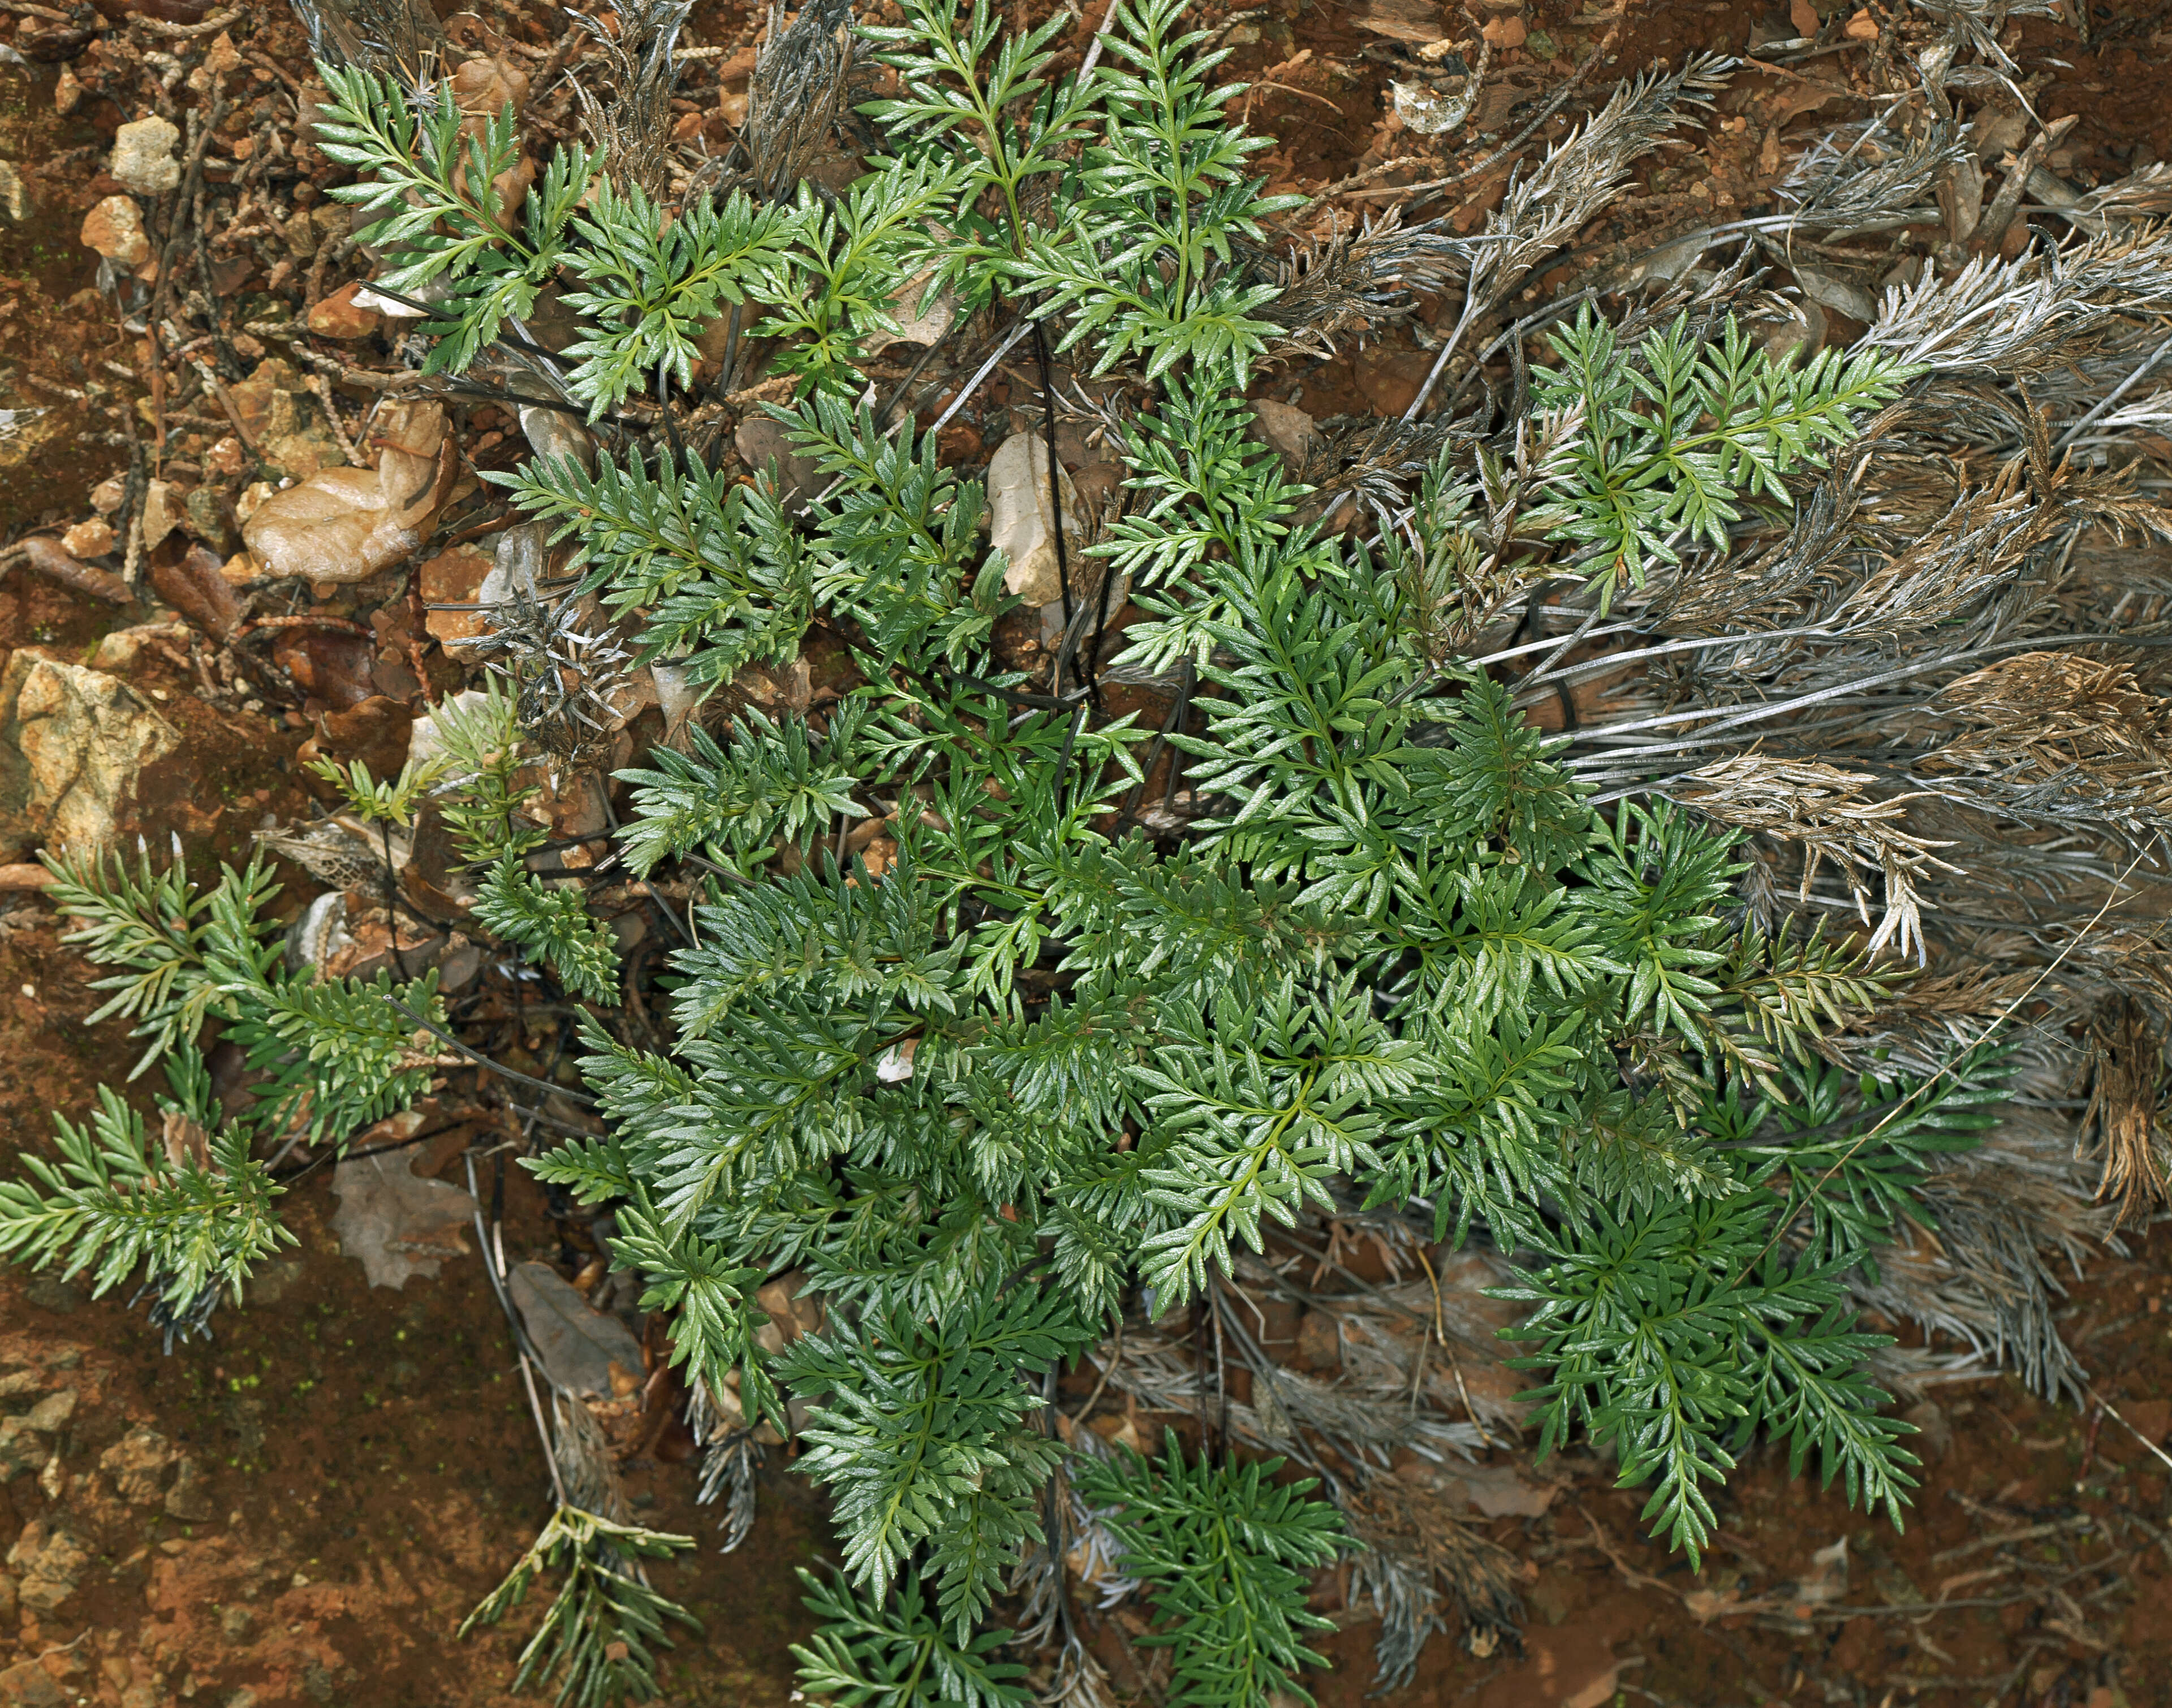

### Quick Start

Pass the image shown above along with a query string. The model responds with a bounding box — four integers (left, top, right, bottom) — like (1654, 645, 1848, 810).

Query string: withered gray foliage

(746, 0, 857, 200)
(568, 0, 696, 197)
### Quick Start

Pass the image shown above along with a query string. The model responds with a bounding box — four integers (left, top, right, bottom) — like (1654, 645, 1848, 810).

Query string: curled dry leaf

(240, 401, 458, 584)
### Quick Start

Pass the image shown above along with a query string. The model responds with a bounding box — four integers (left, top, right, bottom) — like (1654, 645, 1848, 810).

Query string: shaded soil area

(3, 1, 2172, 1707)
(0, 903, 822, 1708)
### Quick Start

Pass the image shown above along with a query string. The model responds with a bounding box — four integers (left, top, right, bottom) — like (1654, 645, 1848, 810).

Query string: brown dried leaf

(329, 1143, 478, 1289)
(510, 1261, 645, 1398)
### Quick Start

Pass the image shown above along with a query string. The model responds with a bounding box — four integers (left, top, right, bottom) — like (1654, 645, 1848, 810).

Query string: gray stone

(163, 1453, 217, 1522)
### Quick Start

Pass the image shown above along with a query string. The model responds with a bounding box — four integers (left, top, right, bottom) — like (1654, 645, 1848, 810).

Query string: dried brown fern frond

(287, 0, 445, 83)
(1899, 0, 2061, 73)
(1931, 652, 2172, 773)
(2069, 161, 2172, 227)
(1407, 51, 1734, 413)
(1300, 413, 1474, 527)
(1342, 1471, 1525, 1688)
(1263, 208, 1468, 363)
(1852, 1115, 2123, 1404)
(747, 0, 856, 200)
(567, 0, 694, 197)
(1392, 404, 1584, 657)
(1864, 223, 2172, 377)
(1674, 755, 1959, 962)
(2082, 998, 2169, 1227)
(1778, 114, 1969, 237)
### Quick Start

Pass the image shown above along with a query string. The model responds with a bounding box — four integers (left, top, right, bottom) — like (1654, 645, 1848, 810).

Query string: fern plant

(0, 1042, 288, 1319)
(1074, 1434, 1350, 1707)
(124, 4, 2014, 1703)
(0, 844, 445, 1322)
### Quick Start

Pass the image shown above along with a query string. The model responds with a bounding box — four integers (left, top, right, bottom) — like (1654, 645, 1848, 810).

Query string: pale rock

(0, 655, 180, 858)
(138, 479, 182, 551)
(0, 162, 29, 225)
(89, 475, 126, 514)
(109, 117, 182, 195)
(650, 662, 700, 732)
(100, 1426, 178, 1506)
(407, 689, 492, 773)
(987, 431, 1082, 607)
(235, 479, 276, 523)
(520, 402, 598, 475)
(351, 279, 442, 318)
(90, 627, 162, 672)
(242, 400, 456, 583)
(62, 516, 115, 559)
(80, 195, 150, 267)
(475, 519, 545, 607)
(1391, 79, 1475, 137)
(437, 934, 482, 993)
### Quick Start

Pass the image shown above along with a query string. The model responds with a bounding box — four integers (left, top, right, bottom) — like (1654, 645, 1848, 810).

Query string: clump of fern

(0, 843, 445, 1327)
(4, 3, 2038, 1705)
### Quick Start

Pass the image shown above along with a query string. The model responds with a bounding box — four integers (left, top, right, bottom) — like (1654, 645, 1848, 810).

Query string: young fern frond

(475, 857, 623, 1004)
(0, 1045, 290, 1314)
(792, 1568, 1031, 1708)
(458, 1506, 701, 1708)
(307, 751, 454, 829)
(1074, 1434, 1349, 1708)
(425, 680, 549, 866)
(559, 182, 802, 414)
